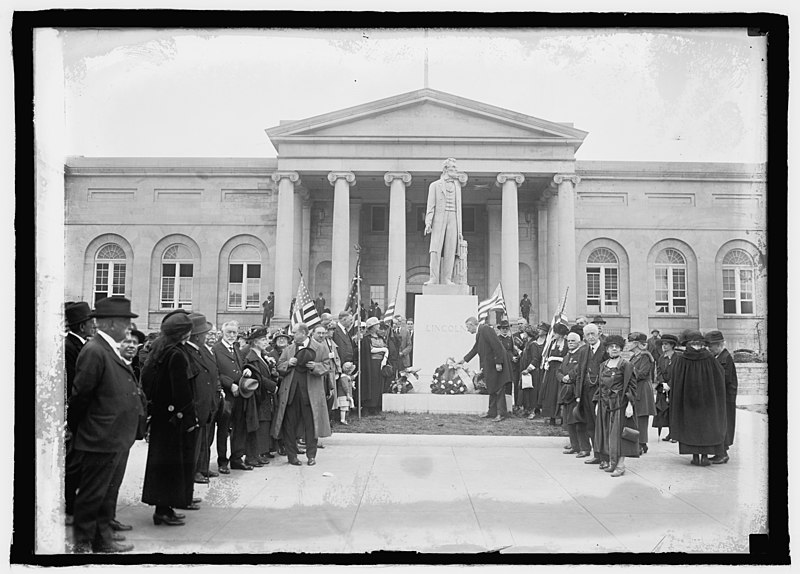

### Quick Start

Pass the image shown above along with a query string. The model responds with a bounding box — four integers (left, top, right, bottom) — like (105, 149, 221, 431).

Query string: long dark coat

(652, 350, 679, 428)
(463, 324, 512, 394)
(594, 358, 640, 460)
(184, 343, 219, 426)
(539, 338, 569, 418)
(141, 344, 199, 508)
(669, 346, 727, 455)
(498, 332, 520, 394)
(64, 331, 85, 401)
(522, 338, 544, 404)
(716, 348, 738, 448)
(68, 333, 143, 452)
(243, 348, 279, 453)
(359, 333, 389, 409)
(576, 341, 608, 434)
(557, 345, 587, 425)
(331, 323, 355, 366)
(271, 338, 332, 440)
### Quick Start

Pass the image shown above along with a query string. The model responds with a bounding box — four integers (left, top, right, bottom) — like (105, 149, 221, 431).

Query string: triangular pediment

(266, 88, 587, 146)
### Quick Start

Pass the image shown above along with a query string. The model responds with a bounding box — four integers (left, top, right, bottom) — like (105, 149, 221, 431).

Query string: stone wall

(736, 363, 768, 397)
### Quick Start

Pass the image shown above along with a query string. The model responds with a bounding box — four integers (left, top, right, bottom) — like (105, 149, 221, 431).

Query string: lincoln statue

(424, 157, 464, 285)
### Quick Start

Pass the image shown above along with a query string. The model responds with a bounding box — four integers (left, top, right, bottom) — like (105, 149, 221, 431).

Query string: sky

(60, 27, 768, 163)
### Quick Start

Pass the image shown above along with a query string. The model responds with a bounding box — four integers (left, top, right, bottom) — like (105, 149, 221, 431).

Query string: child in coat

(337, 362, 356, 424)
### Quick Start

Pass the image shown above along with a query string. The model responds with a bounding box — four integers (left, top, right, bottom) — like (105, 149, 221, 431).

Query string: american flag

(477, 283, 506, 322)
(291, 276, 321, 330)
(344, 255, 361, 316)
(382, 298, 395, 322)
(540, 287, 570, 369)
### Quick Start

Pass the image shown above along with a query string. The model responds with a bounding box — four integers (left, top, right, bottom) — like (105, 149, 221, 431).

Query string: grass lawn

(331, 411, 569, 437)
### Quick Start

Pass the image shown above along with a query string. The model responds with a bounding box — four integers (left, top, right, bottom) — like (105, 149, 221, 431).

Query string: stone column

(553, 174, 580, 318)
(537, 199, 549, 321)
(385, 172, 412, 318)
(328, 171, 356, 313)
(497, 173, 525, 320)
(486, 200, 502, 301)
(546, 190, 559, 315)
(271, 171, 300, 322)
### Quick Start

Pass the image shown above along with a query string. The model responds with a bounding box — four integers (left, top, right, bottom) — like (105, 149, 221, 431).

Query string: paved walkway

(67, 408, 768, 554)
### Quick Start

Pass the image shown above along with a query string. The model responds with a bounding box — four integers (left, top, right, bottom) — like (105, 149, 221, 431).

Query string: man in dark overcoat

(67, 297, 141, 553)
(211, 320, 248, 472)
(705, 330, 738, 464)
(461, 316, 512, 421)
(577, 323, 608, 463)
(332, 311, 356, 366)
(272, 323, 332, 466)
(185, 313, 220, 484)
(63, 301, 94, 527)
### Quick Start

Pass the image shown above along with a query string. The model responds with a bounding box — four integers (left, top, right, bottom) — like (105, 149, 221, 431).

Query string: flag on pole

(477, 283, 506, 322)
(291, 275, 321, 330)
(344, 256, 361, 316)
(540, 287, 570, 369)
(382, 299, 395, 322)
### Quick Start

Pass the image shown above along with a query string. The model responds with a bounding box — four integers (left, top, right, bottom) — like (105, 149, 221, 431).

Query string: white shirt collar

(68, 331, 87, 345)
(591, 341, 600, 353)
(186, 341, 199, 351)
(96, 329, 123, 360)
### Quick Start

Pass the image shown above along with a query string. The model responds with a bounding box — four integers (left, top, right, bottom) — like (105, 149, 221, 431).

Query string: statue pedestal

(422, 283, 470, 296)
(409, 293, 479, 393)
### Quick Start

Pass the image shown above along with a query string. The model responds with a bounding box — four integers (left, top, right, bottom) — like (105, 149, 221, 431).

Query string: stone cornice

(327, 171, 357, 186)
(383, 172, 412, 186)
(496, 173, 525, 186)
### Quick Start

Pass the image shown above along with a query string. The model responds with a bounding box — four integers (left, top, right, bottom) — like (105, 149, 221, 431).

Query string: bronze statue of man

(424, 158, 463, 285)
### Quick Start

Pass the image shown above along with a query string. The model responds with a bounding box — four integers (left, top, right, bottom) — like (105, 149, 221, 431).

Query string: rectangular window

(369, 285, 385, 311)
(228, 263, 262, 310)
(94, 262, 126, 304)
(672, 268, 686, 313)
(161, 263, 193, 310)
(604, 267, 619, 314)
(371, 205, 387, 232)
(586, 267, 600, 313)
(654, 268, 669, 313)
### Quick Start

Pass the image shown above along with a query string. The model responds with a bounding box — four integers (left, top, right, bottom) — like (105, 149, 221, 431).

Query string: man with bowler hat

(67, 297, 141, 553)
(705, 330, 738, 464)
(63, 301, 94, 526)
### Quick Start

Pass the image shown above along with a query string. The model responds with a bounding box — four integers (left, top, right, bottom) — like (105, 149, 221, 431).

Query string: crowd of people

(62, 295, 737, 552)
(457, 313, 738, 478)
(62, 296, 414, 553)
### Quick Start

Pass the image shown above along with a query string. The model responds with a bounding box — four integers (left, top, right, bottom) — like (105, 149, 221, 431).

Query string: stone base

(410, 293, 479, 392)
(421, 283, 470, 296)
(382, 392, 513, 414)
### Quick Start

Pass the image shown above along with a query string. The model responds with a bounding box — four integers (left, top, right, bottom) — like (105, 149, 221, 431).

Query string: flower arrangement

(473, 370, 488, 395)
(390, 367, 419, 394)
(430, 359, 475, 395)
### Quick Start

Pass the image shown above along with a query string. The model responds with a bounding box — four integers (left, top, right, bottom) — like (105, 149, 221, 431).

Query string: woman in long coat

(627, 332, 656, 455)
(653, 334, 680, 441)
(141, 311, 200, 526)
(523, 322, 548, 419)
(242, 327, 278, 463)
(358, 317, 389, 415)
(594, 335, 640, 477)
(539, 322, 570, 424)
(669, 330, 727, 466)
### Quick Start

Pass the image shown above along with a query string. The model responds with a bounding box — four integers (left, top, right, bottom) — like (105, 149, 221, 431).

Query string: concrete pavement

(64, 407, 768, 554)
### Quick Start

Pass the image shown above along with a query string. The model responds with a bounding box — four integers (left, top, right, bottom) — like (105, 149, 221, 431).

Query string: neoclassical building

(64, 88, 767, 351)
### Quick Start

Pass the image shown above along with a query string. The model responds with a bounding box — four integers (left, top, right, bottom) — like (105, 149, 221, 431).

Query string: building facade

(64, 89, 767, 351)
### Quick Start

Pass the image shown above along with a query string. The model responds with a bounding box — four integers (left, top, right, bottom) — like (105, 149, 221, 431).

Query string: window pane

(246, 277, 260, 308)
(179, 263, 194, 278)
(247, 264, 261, 279)
(162, 263, 176, 277)
(112, 264, 126, 295)
(740, 270, 754, 299)
(229, 264, 243, 283)
(722, 269, 736, 298)
(723, 299, 737, 314)
(604, 268, 618, 302)
(655, 268, 668, 291)
(586, 268, 600, 298)
(228, 284, 242, 308)
(587, 301, 600, 313)
(178, 277, 192, 302)
(672, 269, 686, 297)
(161, 277, 175, 306)
(741, 301, 754, 314)
(95, 263, 109, 292)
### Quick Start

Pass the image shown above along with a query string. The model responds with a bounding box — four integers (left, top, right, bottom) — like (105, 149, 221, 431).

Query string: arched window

(722, 248, 755, 314)
(160, 244, 194, 310)
(227, 244, 261, 311)
(586, 247, 619, 314)
(654, 248, 687, 314)
(94, 243, 127, 304)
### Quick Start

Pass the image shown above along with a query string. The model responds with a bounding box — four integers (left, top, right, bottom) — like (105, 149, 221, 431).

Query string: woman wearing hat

(539, 322, 570, 425)
(668, 331, 727, 467)
(140, 310, 201, 526)
(653, 334, 680, 442)
(358, 316, 389, 415)
(522, 322, 549, 419)
(594, 334, 640, 477)
(242, 327, 279, 466)
(627, 332, 657, 455)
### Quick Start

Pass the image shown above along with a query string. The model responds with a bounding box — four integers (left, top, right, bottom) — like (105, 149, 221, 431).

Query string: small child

(337, 362, 356, 424)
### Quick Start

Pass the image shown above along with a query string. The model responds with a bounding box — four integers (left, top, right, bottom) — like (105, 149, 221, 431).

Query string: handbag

(520, 372, 533, 389)
(621, 419, 640, 443)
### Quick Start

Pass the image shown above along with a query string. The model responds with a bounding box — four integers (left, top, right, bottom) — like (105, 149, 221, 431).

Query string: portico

(265, 88, 588, 322)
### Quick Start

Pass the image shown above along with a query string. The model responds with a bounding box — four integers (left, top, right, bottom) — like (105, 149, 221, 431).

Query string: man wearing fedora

(67, 297, 142, 553)
(460, 316, 512, 422)
(273, 323, 333, 466)
(63, 301, 95, 527)
(184, 313, 221, 484)
(705, 330, 738, 464)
